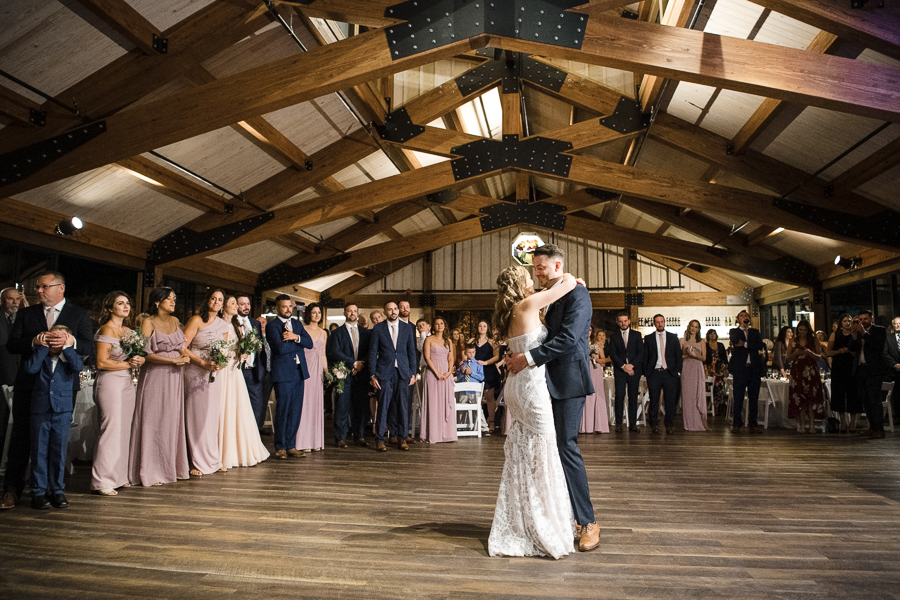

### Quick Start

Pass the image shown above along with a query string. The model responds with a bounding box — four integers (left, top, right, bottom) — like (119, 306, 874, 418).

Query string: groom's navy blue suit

(528, 283, 595, 526)
(265, 317, 313, 451)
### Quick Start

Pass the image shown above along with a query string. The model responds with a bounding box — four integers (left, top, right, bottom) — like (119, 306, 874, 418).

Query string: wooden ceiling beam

(638, 0, 695, 111)
(745, 0, 900, 63)
(115, 155, 239, 214)
(0, 86, 43, 127)
(325, 254, 427, 298)
(639, 252, 747, 295)
(745, 225, 783, 247)
(491, 15, 900, 122)
(525, 62, 624, 115)
(74, 0, 164, 55)
(0, 28, 487, 198)
(297, 0, 401, 28)
(0, 1, 270, 156)
(826, 135, 900, 198)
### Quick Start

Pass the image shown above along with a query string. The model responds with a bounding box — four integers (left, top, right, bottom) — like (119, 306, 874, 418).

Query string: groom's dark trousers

(529, 284, 596, 526)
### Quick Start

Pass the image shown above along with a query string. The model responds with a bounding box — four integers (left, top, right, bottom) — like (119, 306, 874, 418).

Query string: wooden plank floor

(1, 416, 899, 599)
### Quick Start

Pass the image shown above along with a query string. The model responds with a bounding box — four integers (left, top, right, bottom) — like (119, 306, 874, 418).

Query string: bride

(488, 265, 580, 559)
(219, 296, 270, 468)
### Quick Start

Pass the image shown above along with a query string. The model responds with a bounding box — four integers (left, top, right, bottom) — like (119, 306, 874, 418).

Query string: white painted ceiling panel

(207, 240, 296, 273)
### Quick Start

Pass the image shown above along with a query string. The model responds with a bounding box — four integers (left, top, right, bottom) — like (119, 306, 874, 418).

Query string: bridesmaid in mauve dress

(296, 303, 327, 453)
(582, 328, 610, 434)
(183, 290, 229, 476)
(92, 291, 145, 495)
(680, 319, 708, 431)
(128, 287, 190, 486)
(420, 317, 457, 443)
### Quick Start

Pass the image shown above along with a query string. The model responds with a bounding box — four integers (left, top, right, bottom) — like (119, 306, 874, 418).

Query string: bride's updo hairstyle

(493, 265, 531, 340)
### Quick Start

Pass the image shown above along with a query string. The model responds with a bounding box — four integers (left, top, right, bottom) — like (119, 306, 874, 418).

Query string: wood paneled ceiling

(2, 0, 899, 297)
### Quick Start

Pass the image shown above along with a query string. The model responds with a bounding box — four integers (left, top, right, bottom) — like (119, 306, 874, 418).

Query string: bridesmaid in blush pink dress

(128, 287, 190, 486)
(420, 317, 457, 443)
(92, 291, 145, 495)
(582, 327, 610, 434)
(296, 303, 327, 453)
(182, 290, 229, 476)
(680, 319, 708, 431)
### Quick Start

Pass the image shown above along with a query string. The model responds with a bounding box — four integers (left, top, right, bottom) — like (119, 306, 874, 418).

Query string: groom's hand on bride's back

(506, 351, 527, 374)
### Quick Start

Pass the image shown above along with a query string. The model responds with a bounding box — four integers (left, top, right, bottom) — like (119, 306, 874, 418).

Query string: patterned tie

(45, 306, 56, 329)
(350, 324, 359, 360)
(390, 322, 397, 348)
(464, 360, 470, 382)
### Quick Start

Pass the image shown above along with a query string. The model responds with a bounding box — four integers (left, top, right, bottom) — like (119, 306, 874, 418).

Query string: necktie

(45, 307, 56, 329)
(659, 332, 667, 369)
(350, 325, 359, 360)
(6, 314, 12, 326)
(860, 330, 867, 364)
(464, 360, 470, 382)
(390, 322, 397, 348)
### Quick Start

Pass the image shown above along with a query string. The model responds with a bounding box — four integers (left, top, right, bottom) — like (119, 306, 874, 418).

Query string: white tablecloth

(68, 382, 99, 461)
(730, 378, 831, 429)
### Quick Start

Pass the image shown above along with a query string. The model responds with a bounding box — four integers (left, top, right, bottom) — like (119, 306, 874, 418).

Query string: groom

(506, 244, 600, 552)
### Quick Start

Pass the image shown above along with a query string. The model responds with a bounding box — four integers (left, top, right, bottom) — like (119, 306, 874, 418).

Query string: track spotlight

(55, 217, 83, 236)
(834, 255, 860, 270)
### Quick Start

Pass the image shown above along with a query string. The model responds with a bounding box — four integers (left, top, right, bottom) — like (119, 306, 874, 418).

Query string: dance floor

(1, 418, 899, 599)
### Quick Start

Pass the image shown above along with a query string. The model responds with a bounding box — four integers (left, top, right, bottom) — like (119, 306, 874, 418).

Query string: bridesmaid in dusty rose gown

(582, 327, 610, 434)
(183, 290, 229, 476)
(420, 317, 457, 443)
(92, 291, 145, 495)
(218, 297, 269, 467)
(296, 303, 327, 453)
(128, 287, 190, 486)
(680, 319, 708, 431)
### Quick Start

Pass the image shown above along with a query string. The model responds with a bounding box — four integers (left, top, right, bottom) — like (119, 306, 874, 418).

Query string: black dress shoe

(50, 493, 69, 508)
(615, 424, 623, 433)
(666, 426, 674, 434)
(651, 426, 660, 434)
(31, 495, 51, 510)
(628, 426, 640, 433)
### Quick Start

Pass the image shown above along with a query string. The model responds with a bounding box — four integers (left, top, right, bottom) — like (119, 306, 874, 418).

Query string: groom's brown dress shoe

(375, 443, 387, 452)
(574, 524, 583, 545)
(275, 449, 287, 460)
(578, 522, 600, 552)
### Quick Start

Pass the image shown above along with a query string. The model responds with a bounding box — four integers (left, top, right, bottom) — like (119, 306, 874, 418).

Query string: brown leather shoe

(406, 438, 416, 445)
(574, 524, 583, 545)
(388, 437, 398, 444)
(869, 429, 886, 439)
(578, 522, 600, 552)
(666, 426, 674, 434)
(398, 440, 409, 451)
(0, 491, 17, 510)
(859, 429, 874, 437)
(355, 438, 369, 447)
(731, 426, 740, 434)
(376, 443, 387, 452)
(335, 440, 348, 448)
(615, 424, 622, 433)
(275, 449, 288, 460)
(749, 425, 764, 434)
(287, 448, 304, 458)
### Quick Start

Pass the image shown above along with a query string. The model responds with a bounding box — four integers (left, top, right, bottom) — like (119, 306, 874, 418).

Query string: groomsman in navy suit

(237, 295, 267, 431)
(608, 311, 644, 432)
(728, 309, 765, 434)
(369, 301, 417, 452)
(1, 272, 93, 511)
(389, 299, 417, 443)
(265, 294, 313, 459)
(643, 314, 683, 435)
(326, 303, 372, 447)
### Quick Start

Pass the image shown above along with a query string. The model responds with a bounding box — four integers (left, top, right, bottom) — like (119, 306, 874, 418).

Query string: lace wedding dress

(488, 326, 575, 559)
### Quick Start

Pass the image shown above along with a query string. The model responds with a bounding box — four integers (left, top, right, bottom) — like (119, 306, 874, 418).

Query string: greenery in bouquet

(119, 329, 148, 358)
(207, 339, 234, 382)
(324, 362, 350, 394)
(239, 329, 264, 368)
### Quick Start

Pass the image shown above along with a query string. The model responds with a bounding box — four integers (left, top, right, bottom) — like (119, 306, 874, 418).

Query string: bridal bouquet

(589, 343, 601, 369)
(239, 328, 263, 369)
(324, 362, 350, 394)
(119, 329, 148, 385)
(207, 339, 233, 383)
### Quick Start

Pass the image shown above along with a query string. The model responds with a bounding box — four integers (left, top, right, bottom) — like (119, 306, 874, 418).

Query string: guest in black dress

(704, 329, 729, 414)
(773, 326, 793, 378)
(827, 314, 860, 432)
(469, 320, 500, 431)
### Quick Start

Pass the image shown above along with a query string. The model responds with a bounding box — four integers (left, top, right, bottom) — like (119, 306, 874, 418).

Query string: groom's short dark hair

(533, 244, 564, 261)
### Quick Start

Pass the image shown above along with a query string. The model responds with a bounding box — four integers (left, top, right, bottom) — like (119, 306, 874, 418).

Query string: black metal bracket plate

(148, 213, 275, 265)
(455, 52, 567, 96)
(152, 34, 168, 54)
(480, 198, 566, 232)
(706, 246, 819, 286)
(450, 134, 573, 180)
(0, 120, 106, 186)
(598, 96, 650, 134)
(773, 198, 900, 249)
(519, 55, 567, 93)
(419, 293, 437, 307)
(455, 55, 515, 96)
(257, 254, 352, 291)
(317, 290, 345, 309)
(427, 189, 459, 205)
(29, 108, 46, 126)
(625, 292, 644, 306)
(376, 107, 426, 143)
(384, 0, 587, 60)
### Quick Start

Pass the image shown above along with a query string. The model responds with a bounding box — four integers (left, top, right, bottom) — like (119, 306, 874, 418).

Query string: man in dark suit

(389, 300, 417, 444)
(236, 295, 267, 431)
(0, 287, 22, 464)
(369, 301, 417, 452)
(643, 314, 683, 435)
(608, 311, 644, 433)
(265, 294, 313, 459)
(505, 244, 599, 552)
(848, 309, 889, 439)
(728, 309, 765, 434)
(882, 316, 900, 427)
(1, 272, 93, 510)
(326, 303, 372, 448)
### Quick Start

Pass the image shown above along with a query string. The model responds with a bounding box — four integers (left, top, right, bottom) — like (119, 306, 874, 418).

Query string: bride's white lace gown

(488, 326, 575, 559)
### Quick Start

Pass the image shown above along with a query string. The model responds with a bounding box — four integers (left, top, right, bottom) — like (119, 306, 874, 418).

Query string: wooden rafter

(115, 155, 239, 214)
(324, 254, 427, 298)
(0, 86, 43, 127)
(826, 135, 900, 198)
(75, 0, 164, 55)
(639, 253, 747, 295)
(637, 0, 695, 111)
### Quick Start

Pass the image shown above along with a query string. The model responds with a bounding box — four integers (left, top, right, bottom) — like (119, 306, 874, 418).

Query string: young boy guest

(23, 324, 83, 510)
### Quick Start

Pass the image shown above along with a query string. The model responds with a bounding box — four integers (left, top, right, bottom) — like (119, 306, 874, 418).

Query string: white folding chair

(454, 381, 483, 438)
(1, 385, 13, 475)
(264, 389, 275, 431)
(882, 381, 895, 433)
(705, 376, 715, 417)
(760, 378, 782, 430)
(724, 378, 749, 425)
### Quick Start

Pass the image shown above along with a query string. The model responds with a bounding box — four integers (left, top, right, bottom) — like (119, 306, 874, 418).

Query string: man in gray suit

(0, 287, 23, 458)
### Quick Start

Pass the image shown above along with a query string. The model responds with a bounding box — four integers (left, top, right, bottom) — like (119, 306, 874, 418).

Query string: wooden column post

(422, 251, 434, 324)
(624, 249, 640, 323)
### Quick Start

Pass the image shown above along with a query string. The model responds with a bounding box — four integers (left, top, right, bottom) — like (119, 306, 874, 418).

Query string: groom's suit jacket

(530, 284, 595, 400)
